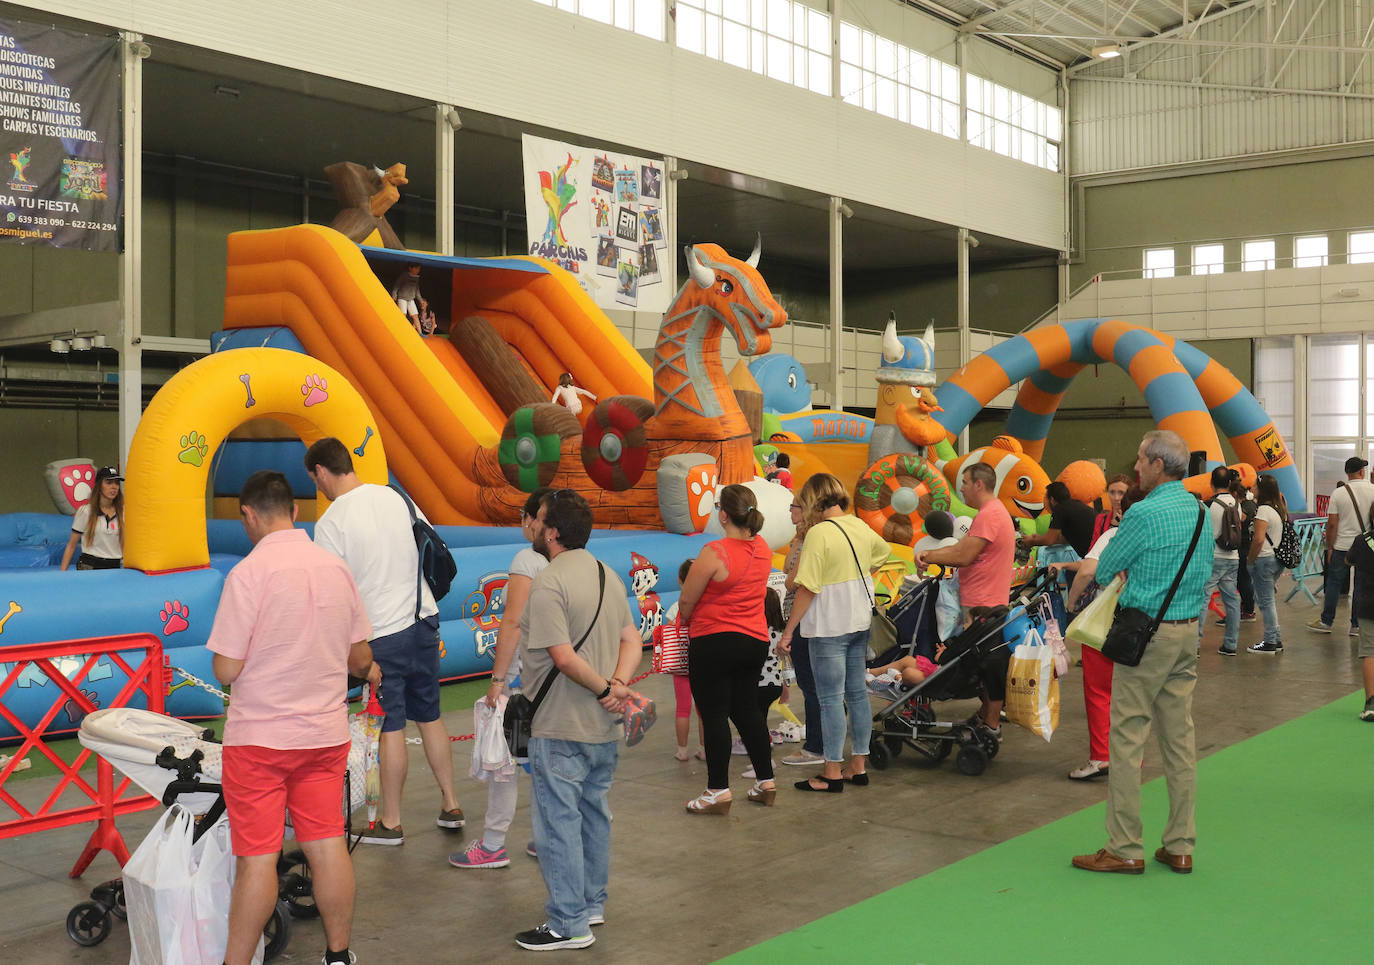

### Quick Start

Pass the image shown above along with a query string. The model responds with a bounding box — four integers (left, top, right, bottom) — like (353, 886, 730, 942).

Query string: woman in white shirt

(60, 467, 123, 570)
(550, 372, 597, 417)
(1246, 475, 1287, 655)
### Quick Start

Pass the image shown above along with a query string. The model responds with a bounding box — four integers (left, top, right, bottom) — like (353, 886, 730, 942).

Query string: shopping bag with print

(1004, 630, 1059, 743)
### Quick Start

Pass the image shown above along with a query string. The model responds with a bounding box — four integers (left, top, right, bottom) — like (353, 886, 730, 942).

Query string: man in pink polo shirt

(208, 471, 375, 965)
(912, 461, 1016, 734)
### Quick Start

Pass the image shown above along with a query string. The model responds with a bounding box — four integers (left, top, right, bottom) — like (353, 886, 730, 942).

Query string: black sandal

(794, 776, 844, 793)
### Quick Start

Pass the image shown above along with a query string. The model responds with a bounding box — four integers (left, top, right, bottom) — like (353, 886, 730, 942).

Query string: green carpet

(722, 691, 1367, 965)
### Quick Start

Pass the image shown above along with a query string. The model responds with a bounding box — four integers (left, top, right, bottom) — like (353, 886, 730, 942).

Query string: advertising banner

(522, 133, 669, 314)
(0, 17, 121, 252)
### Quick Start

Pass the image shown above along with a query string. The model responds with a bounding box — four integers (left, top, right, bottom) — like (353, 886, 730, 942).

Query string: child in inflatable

(60, 466, 124, 571)
(550, 372, 597, 417)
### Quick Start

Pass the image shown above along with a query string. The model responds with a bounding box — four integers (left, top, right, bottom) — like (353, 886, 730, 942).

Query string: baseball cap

(93, 466, 124, 484)
(1346, 457, 1369, 474)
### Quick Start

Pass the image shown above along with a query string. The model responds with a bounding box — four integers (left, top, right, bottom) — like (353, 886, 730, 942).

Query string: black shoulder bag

(1102, 502, 1206, 668)
(503, 562, 605, 761)
(1339, 482, 1374, 570)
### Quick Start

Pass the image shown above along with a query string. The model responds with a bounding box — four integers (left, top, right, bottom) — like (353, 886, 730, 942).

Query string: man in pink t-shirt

(207, 471, 374, 965)
(912, 462, 1016, 733)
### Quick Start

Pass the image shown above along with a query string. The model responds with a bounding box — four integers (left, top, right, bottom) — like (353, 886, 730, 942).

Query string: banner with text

(521, 133, 669, 314)
(0, 17, 121, 252)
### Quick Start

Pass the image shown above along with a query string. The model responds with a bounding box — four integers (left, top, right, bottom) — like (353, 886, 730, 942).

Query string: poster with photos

(521, 133, 669, 313)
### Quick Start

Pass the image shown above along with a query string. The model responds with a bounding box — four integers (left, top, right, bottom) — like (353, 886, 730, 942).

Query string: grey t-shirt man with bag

(514, 490, 642, 952)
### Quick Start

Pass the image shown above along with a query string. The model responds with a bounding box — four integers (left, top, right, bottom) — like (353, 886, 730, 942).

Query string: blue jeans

(1321, 548, 1360, 629)
(529, 737, 618, 937)
(1251, 555, 1283, 647)
(789, 634, 822, 755)
(808, 629, 871, 762)
(1198, 558, 1240, 653)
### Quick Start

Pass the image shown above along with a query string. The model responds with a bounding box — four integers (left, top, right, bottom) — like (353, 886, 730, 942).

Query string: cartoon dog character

(629, 551, 663, 636)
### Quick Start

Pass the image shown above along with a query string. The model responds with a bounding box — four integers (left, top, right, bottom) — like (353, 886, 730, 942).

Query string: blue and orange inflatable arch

(933, 319, 1304, 510)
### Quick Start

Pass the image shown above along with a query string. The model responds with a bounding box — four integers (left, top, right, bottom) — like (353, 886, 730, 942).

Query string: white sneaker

(1067, 760, 1109, 781)
(1351, 626, 1362, 637)
(321, 954, 358, 965)
(780, 748, 824, 765)
(730, 739, 748, 755)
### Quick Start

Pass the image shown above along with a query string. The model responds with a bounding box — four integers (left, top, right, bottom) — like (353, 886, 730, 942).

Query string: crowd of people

(192, 429, 1374, 960)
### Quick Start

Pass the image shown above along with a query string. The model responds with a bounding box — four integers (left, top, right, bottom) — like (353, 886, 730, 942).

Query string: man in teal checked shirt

(1072, 430, 1211, 877)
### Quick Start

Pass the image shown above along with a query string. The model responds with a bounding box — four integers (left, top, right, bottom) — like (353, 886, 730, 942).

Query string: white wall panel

(19, 0, 1063, 249)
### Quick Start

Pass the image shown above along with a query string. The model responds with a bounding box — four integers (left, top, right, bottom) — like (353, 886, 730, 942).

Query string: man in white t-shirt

(305, 437, 463, 845)
(1198, 467, 1242, 656)
(1309, 456, 1374, 636)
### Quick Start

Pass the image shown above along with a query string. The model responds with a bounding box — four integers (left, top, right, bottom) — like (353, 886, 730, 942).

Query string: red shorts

(221, 742, 349, 856)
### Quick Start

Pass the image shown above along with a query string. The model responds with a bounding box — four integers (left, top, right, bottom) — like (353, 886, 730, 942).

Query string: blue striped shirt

(1095, 480, 1211, 621)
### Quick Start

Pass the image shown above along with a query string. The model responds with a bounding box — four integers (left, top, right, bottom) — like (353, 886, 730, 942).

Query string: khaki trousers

(1104, 620, 1197, 860)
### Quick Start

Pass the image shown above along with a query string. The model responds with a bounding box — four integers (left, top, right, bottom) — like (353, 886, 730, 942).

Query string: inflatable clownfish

(935, 435, 1049, 520)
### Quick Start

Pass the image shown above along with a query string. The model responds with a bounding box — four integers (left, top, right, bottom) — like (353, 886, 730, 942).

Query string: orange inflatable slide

(223, 224, 652, 524)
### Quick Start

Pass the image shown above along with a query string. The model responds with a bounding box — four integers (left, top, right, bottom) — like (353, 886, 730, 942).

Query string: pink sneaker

(448, 841, 510, 869)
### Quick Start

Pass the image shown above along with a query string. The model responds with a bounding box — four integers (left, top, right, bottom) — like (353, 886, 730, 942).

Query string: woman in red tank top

(678, 484, 776, 815)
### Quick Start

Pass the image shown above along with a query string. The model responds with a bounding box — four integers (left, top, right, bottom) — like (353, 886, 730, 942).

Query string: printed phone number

(23, 215, 116, 230)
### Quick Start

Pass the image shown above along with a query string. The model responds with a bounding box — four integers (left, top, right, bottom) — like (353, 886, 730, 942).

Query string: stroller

(867, 568, 1056, 776)
(68, 707, 365, 957)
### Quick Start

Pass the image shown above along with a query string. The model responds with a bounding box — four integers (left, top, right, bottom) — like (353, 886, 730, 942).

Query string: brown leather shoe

(1154, 847, 1193, 874)
(1072, 849, 1144, 874)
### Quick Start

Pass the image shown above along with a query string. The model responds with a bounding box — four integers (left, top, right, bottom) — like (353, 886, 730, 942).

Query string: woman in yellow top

(779, 473, 890, 792)
(60, 467, 124, 570)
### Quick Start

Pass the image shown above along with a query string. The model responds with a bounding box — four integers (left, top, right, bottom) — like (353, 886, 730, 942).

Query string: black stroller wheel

(278, 849, 319, 919)
(955, 744, 988, 776)
(263, 900, 292, 960)
(882, 735, 904, 757)
(869, 741, 890, 770)
(979, 730, 1000, 760)
(66, 901, 111, 946)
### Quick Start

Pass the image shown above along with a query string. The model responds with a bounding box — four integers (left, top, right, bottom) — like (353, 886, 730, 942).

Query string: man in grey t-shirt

(514, 490, 641, 952)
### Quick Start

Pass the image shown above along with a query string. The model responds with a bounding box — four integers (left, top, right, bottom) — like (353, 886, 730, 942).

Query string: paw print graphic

(302, 374, 329, 407)
(686, 467, 720, 532)
(61, 465, 95, 507)
(159, 600, 190, 636)
(438, 637, 447, 660)
(178, 430, 208, 467)
(64, 689, 100, 725)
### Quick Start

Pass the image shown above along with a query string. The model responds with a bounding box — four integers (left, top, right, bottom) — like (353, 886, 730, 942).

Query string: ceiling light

(214, 84, 240, 98)
(91, 334, 107, 348)
(1092, 44, 1122, 59)
(70, 336, 92, 351)
(50, 338, 70, 354)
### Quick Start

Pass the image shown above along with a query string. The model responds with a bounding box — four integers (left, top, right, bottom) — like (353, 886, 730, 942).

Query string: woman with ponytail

(677, 484, 776, 815)
(60, 466, 125, 571)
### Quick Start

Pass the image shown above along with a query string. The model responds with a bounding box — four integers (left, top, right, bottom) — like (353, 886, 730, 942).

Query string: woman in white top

(550, 372, 596, 417)
(450, 487, 552, 869)
(60, 466, 123, 570)
(1246, 475, 1287, 655)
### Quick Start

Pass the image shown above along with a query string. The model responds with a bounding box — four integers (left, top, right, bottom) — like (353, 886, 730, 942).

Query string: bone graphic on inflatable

(239, 373, 256, 408)
(0, 601, 21, 636)
(354, 426, 374, 457)
(476, 633, 498, 660)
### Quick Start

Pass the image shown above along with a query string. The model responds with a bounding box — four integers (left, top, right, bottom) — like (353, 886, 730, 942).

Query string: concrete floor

(2, 587, 1364, 964)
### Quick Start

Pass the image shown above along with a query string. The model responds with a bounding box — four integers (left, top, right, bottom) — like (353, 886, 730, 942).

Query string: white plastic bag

(124, 805, 263, 965)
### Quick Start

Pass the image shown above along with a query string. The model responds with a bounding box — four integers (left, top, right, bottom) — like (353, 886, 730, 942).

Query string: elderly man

(208, 471, 375, 965)
(1072, 430, 1211, 876)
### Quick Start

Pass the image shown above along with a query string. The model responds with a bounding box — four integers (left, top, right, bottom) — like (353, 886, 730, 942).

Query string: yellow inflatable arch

(124, 347, 388, 573)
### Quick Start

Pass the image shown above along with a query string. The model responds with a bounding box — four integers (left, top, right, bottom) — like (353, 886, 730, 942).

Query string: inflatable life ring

(581, 396, 654, 491)
(854, 453, 951, 546)
(498, 404, 575, 492)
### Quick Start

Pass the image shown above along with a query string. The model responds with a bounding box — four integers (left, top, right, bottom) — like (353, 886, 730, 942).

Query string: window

(1192, 244, 1224, 275)
(1254, 337, 1295, 443)
(1294, 235, 1328, 268)
(1242, 239, 1275, 271)
(1348, 230, 1374, 264)
(966, 75, 1061, 171)
(839, 21, 959, 139)
(1143, 248, 1175, 279)
(676, 0, 831, 95)
(529, 0, 664, 38)
(1310, 334, 1360, 437)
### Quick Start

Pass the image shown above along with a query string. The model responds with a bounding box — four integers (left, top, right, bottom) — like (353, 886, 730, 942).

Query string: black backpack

(390, 484, 457, 607)
(1208, 495, 1244, 552)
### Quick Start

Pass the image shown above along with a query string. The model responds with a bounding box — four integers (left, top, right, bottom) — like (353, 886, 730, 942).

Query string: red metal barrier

(1315, 493, 1330, 516)
(0, 634, 165, 877)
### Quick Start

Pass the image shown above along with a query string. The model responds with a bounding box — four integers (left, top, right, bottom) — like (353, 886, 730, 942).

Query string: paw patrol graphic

(462, 572, 508, 660)
(629, 551, 663, 639)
